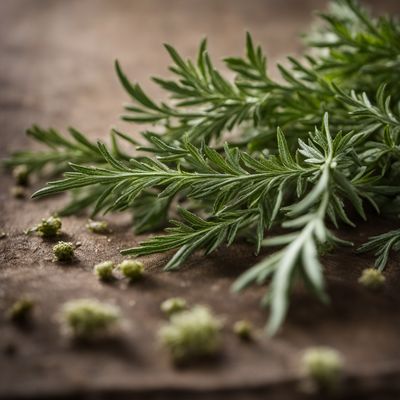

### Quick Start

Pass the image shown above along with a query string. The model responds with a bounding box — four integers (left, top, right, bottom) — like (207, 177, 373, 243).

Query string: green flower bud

(53, 241, 74, 262)
(7, 298, 34, 323)
(12, 165, 29, 186)
(159, 306, 222, 363)
(358, 268, 385, 290)
(30, 216, 62, 238)
(161, 297, 187, 316)
(86, 219, 110, 234)
(301, 346, 344, 391)
(233, 320, 253, 340)
(118, 259, 144, 282)
(11, 186, 26, 199)
(61, 299, 121, 340)
(94, 261, 115, 281)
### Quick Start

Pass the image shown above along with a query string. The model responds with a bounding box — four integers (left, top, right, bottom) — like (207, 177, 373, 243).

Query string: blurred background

(2, 0, 400, 155)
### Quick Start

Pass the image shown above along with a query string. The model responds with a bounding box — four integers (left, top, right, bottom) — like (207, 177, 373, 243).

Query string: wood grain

(1, 1, 400, 399)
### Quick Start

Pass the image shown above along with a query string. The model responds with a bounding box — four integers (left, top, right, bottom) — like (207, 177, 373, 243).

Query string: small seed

(12, 165, 29, 186)
(118, 259, 144, 282)
(7, 298, 34, 323)
(53, 241, 74, 262)
(161, 297, 187, 316)
(358, 268, 385, 290)
(233, 320, 253, 340)
(61, 298, 121, 340)
(86, 219, 110, 234)
(301, 346, 344, 392)
(29, 216, 62, 238)
(159, 306, 222, 363)
(94, 261, 115, 281)
(11, 186, 26, 199)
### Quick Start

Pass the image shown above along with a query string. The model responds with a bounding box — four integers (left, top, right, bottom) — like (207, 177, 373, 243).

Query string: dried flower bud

(11, 186, 26, 199)
(159, 306, 222, 363)
(161, 297, 187, 316)
(7, 298, 34, 323)
(94, 261, 115, 281)
(60, 298, 121, 340)
(301, 346, 344, 391)
(118, 259, 144, 282)
(53, 241, 74, 262)
(358, 268, 385, 290)
(12, 165, 29, 186)
(86, 219, 110, 234)
(233, 320, 253, 340)
(29, 216, 62, 238)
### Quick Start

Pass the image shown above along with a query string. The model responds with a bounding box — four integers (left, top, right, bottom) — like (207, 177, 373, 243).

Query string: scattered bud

(301, 346, 344, 392)
(86, 219, 110, 234)
(118, 259, 144, 282)
(233, 320, 253, 340)
(7, 298, 34, 323)
(161, 297, 187, 316)
(29, 216, 62, 238)
(60, 298, 121, 340)
(53, 241, 74, 262)
(159, 306, 222, 363)
(94, 261, 115, 282)
(11, 186, 26, 199)
(0, 232, 7, 239)
(358, 268, 385, 290)
(12, 165, 29, 186)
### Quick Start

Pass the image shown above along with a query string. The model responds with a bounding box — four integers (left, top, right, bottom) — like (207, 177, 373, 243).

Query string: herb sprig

(5, 0, 400, 334)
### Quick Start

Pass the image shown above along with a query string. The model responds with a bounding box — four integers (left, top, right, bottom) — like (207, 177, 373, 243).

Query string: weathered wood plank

(1, 1, 400, 399)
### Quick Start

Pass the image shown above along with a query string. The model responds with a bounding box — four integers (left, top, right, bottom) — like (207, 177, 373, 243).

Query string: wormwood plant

(5, 0, 400, 334)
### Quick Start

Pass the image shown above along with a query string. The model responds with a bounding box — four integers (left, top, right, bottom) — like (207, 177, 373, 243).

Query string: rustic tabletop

(1, 1, 400, 399)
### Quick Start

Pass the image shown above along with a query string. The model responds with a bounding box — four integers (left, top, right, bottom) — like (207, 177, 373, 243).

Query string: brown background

(1, 1, 400, 399)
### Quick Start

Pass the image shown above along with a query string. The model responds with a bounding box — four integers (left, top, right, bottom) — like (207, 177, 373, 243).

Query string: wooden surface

(1, 1, 400, 399)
